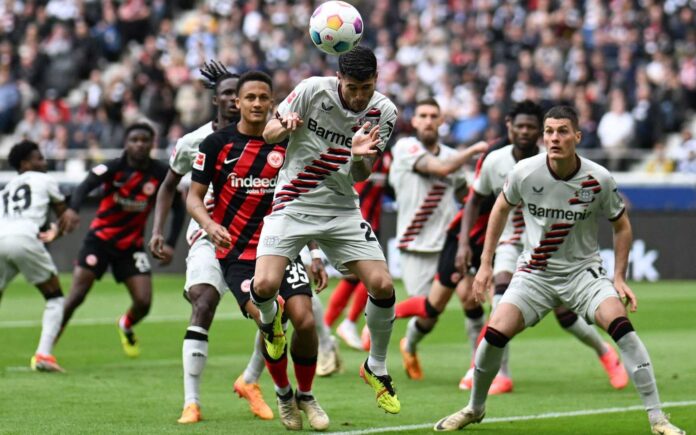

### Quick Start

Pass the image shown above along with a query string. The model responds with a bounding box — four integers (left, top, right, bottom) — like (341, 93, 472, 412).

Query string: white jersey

(503, 153, 625, 274)
(169, 121, 216, 245)
(0, 171, 64, 237)
(473, 144, 530, 247)
(390, 137, 466, 252)
(273, 76, 398, 216)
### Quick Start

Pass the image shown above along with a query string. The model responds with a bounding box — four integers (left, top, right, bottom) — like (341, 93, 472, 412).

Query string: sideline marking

(330, 400, 696, 435)
(0, 312, 244, 329)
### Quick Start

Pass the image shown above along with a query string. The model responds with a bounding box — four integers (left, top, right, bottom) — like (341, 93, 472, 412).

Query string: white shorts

(0, 234, 57, 291)
(493, 243, 522, 276)
(500, 261, 618, 327)
(257, 210, 385, 273)
(400, 251, 439, 297)
(184, 237, 227, 296)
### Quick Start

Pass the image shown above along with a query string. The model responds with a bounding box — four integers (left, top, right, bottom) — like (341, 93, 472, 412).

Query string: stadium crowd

(1, 0, 696, 172)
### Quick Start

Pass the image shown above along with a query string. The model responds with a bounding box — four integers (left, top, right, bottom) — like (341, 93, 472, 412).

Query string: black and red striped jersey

(191, 123, 287, 261)
(355, 151, 391, 232)
(70, 155, 168, 250)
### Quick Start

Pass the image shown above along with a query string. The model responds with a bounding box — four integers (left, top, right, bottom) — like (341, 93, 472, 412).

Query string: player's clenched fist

(204, 221, 232, 249)
(279, 112, 303, 132)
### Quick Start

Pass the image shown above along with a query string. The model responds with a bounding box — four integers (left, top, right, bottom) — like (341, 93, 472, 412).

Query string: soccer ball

(309, 1, 364, 55)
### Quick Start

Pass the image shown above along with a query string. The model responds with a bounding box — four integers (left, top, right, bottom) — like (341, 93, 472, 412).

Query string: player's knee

(252, 275, 281, 298)
(494, 283, 508, 295)
(292, 312, 316, 335)
(133, 295, 152, 314)
(554, 308, 579, 329)
(424, 298, 442, 319)
(367, 273, 393, 298)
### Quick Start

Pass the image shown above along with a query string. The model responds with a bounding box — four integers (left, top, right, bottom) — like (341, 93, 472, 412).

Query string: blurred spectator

(677, 130, 696, 173)
(598, 90, 634, 171)
(38, 89, 71, 124)
(14, 106, 45, 143)
(0, 68, 20, 133)
(644, 142, 675, 174)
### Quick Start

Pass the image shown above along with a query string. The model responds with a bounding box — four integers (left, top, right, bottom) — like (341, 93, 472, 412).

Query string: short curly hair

(8, 140, 39, 171)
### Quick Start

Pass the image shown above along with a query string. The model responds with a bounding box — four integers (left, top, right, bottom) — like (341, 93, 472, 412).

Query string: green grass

(1, 276, 695, 434)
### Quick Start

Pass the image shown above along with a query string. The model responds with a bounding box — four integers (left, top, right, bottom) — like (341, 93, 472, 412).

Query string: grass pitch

(1, 277, 694, 434)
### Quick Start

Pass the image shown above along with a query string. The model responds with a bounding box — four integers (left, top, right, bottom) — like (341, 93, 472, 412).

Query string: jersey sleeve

(502, 166, 522, 206)
(377, 104, 398, 152)
(169, 135, 193, 176)
(45, 175, 65, 203)
(69, 158, 120, 210)
(276, 79, 313, 119)
(398, 138, 428, 172)
(601, 174, 626, 221)
(190, 135, 220, 186)
(472, 156, 493, 196)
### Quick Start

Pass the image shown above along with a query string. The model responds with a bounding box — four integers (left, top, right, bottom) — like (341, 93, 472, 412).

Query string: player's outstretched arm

(186, 181, 231, 249)
(414, 141, 488, 178)
(610, 210, 637, 312)
(264, 113, 303, 144)
(455, 191, 484, 273)
(58, 168, 106, 234)
(473, 193, 513, 302)
(150, 169, 182, 259)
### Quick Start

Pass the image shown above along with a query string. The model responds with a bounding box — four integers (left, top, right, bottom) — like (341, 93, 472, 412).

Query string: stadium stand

(0, 0, 695, 175)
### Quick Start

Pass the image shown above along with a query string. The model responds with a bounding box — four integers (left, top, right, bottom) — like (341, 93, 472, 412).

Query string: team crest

(142, 181, 156, 196)
(267, 150, 284, 168)
(241, 279, 251, 293)
(569, 175, 602, 205)
(86, 254, 98, 267)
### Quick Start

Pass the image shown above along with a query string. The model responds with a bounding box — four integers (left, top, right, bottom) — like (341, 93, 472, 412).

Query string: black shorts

(77, 235, 151, 283)
(220, 257, 312, 318)
(436, 232, 483, 289)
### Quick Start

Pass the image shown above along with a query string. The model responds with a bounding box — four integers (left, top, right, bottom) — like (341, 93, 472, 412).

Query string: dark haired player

(434, 106, 684, 435)
(188, 71, 330, 431)
(57, 123, 184, 358)
(0, 141, 73, 372)
(456, 100, 627, 393)
(254, 46, 401, 414)
(148, 62, 274, 424)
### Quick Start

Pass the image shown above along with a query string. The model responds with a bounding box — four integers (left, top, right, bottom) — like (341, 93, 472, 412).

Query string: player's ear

(212, 94, 218, 107)
(235, 97, 241, 110)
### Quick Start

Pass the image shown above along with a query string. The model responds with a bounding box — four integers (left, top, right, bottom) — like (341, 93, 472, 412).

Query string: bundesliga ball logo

(309, 1, 363, 55)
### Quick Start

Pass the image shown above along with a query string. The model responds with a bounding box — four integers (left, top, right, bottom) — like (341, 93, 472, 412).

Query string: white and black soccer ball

(309, 1, 364, 56)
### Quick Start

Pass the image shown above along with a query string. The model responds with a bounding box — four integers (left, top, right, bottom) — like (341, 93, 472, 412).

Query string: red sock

(395, 296, 428, 318)
(265, 352, 290, 389)
(324, 279, 358, 326)
(292, 353, 317, 393)
(347, 282, 369, 322)
(119, 311, 135, 331)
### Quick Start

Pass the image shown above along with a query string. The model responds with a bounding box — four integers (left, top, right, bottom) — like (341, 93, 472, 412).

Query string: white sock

(312, 296, 333, 352)
(251, 292, 278, 325)
(616, 331, 663, 424)
(565, 318, 607, 356)
(404, 317, 427, 353)
(275, 384, 291, 396)
(365, 295, 395, 377)
(464, 312, 485, 360)
(183, 326, 208, 406)
(243, 331, 265, 384)
(36, 296, 64, 356)
(469, 339, 505, 413)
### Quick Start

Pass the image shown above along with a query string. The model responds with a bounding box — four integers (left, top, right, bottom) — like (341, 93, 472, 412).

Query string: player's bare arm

(150, 169, 183, 259)
(186, 180, 231, 249)
(39, 200, 70, 243)
(58, 168, 107, 234)
(414, 141, 488, 178)
(611, 210, 637, 312)
(350, 123, 381, 182)
(264, 112, 304, 144)
(456, 191, 484, 272)
(307, 241, 329, 292)
(473, 193, 513, 302)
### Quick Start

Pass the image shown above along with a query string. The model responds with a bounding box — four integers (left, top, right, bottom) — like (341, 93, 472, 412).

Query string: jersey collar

(546, 154, 581, 181)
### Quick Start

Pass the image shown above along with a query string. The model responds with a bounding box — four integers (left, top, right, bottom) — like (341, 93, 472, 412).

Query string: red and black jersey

(70, 155, 168, 250)
(191, 123, 287, 261)
(445, 145, 499, 245)
(355, 151, 391, 232)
